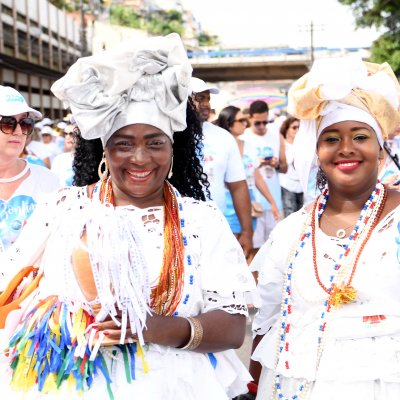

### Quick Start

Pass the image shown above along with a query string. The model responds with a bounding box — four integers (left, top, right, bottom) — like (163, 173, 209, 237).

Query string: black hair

(214, 105, 240, 132)
(249, 100, 269, 116)
(72, 98, 210, 201)
(72, 134, 103, 187)
(316, 167, 327, 191)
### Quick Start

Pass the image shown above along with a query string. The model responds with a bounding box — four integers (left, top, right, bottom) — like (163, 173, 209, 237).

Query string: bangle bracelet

(180, 317, 203, 350)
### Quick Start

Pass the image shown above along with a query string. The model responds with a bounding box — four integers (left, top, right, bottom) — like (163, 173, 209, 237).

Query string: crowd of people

(0, 32, 399, 400)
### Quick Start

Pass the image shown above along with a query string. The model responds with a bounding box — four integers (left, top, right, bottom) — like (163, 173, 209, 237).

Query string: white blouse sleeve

(0, 187, 71, 290)
(191, 200, 257, 314)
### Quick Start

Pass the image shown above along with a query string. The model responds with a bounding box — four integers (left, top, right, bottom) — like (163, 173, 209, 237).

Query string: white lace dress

(252, 204, 400, 400)
(0, 185, 256, 400)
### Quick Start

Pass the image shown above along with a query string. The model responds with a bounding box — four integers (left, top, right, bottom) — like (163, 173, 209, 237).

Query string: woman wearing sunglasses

(215, 106, 281, 252)
(278, 117, 304, 217)
(0, 86, 59, 252)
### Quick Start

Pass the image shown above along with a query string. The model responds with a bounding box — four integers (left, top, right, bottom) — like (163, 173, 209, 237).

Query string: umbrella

(228, 87, 288, 110)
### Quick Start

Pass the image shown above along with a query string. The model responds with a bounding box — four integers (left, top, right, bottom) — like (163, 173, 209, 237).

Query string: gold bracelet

(180, 317, 203, 350)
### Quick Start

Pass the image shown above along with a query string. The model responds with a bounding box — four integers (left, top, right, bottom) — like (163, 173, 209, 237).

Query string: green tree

(197, 31, 219, 47)
(147, 10, 184, 36)
(339, 0, 400, 75)
(49, 0, 96, 11)
(110, 5, 141, 29)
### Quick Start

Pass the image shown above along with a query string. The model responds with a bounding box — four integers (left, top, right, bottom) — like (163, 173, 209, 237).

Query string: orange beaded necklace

(98, 179, 185, 316)
(311, 184, 387, 307)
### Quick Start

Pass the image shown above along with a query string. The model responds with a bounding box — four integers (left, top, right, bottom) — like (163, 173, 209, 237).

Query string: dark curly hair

(72, 99, 209, 201)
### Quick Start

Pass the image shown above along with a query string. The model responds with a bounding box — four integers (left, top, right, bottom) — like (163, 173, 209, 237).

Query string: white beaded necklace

(0, 159, 30, 183)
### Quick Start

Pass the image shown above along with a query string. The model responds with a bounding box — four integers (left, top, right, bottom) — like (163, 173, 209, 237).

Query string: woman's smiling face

(105, 123, 172, 208)
(317, 120, 384, 192)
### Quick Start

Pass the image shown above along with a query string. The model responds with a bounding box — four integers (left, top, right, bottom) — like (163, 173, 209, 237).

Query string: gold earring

(98, 152, 109, 181)
(168, 156, 173, 180)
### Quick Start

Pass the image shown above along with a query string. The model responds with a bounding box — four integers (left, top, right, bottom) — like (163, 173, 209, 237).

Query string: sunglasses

(234, 118, 248, 124)
(253, 120, 268, 127)
(0, 116, 35, 136)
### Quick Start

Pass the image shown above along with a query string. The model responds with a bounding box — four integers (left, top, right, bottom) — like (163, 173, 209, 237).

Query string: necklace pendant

(329, 284, 357, 307)
(336, 228, 346, 239)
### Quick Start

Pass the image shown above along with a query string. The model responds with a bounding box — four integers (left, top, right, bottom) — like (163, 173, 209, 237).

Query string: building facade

(0, 0, 87, 119)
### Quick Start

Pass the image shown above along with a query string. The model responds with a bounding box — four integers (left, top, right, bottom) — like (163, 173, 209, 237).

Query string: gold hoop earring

(98, 152, 109, 181)
(167, 156, 173, 180)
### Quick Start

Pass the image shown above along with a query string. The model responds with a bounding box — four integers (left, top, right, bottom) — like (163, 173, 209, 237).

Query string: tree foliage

(48, 0, 95, 12)
(338, 0, 400, 75)
(147, 10, 184, 36)
(197, 31, 219, 47)
(110, 5, 141, 29)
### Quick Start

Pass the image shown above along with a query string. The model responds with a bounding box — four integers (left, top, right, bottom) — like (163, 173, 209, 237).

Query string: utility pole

(80, 0, 88, 57)
(298, 21, 323, 68)
(310, 20, 314, 65)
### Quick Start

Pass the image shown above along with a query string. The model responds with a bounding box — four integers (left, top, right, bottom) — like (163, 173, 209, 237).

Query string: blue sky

(181, 0, 381, 49)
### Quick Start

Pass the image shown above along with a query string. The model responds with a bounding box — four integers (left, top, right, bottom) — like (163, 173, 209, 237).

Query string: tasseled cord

(6, 296, 147, 399)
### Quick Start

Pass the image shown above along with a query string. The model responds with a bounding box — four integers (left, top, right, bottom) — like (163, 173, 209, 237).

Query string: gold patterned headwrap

(287, 56, 400, 195)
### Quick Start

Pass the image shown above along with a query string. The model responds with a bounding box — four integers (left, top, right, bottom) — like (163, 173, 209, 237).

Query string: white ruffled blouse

(252, 203, 400, 385)
(0, 185, 256, 400)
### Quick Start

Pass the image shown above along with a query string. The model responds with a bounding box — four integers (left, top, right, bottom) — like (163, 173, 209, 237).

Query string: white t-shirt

(242, 127, 282, 210)
(0, 163, 59, 251)
(27, 140, 52, 160)
(279, 141, 303, 193)
(201, 122, 246, 212)
(51, 152, 74, 187)
(42, 142, 61, 164)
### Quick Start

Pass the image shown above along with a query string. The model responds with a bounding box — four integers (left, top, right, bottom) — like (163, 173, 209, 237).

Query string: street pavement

(235, 308, 256, 368)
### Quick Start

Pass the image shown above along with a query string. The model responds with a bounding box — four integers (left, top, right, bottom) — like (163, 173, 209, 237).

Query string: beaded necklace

(96, 178, 187, 316)
(0, 159, 30, 183)
(99, 178, 187, 316)
(272, 182, 387, 400)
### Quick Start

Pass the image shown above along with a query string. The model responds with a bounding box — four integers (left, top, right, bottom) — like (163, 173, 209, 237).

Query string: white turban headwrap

(287, 56, 400, 197)
(51, 33, 192, 147)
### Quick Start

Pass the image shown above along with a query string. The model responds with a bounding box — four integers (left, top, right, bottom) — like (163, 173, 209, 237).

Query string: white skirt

(0, 345, 251, 400)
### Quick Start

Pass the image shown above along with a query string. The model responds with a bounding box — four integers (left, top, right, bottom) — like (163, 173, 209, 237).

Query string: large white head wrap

(51, 33, 192, 147)
(287, 56, 400, 196)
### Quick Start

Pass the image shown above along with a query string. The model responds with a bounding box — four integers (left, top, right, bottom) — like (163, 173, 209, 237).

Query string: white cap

(40, 126, 56, 136)
(190, 77, 220, 94)
(57, 121, 67, 130)
(0, 85, 42, 119)
(41, 117, 53, 126)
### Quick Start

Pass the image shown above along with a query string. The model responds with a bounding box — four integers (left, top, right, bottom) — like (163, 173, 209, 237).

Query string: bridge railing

(187, 47, 370, 61)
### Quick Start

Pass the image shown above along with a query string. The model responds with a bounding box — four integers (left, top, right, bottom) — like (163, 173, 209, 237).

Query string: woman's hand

(271, 204, 281, 221)
(95, 312, 190, 348)
(95, 310, 246, 352)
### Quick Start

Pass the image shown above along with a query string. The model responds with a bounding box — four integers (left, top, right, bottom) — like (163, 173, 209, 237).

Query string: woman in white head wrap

(246, 57, 400, 400)
(0, 34, 257, 400)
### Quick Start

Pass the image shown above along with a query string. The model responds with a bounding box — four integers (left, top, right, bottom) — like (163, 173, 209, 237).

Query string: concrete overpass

(190, 49, 370, 82)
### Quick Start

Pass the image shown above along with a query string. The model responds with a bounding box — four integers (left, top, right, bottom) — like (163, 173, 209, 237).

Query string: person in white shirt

(190, 77, 253, 259)
(51, 124, 77, 186)
(40, 125, 61, 165)
(242, 100, 287, 253)
(278, 116, 304, 217)
(0, 86, 59, 252)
